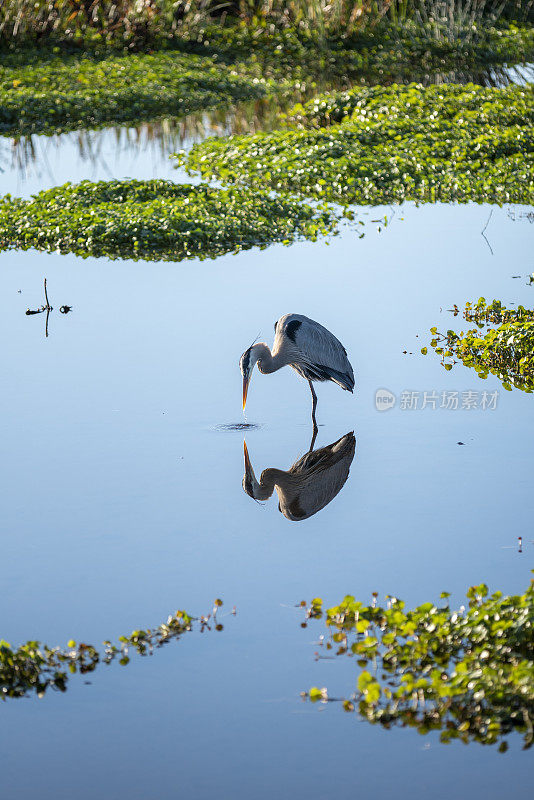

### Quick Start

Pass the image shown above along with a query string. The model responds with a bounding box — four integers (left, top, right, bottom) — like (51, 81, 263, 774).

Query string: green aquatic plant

(178, 83, 534, 205)
(423, 299, 534, 392)
(0, 49, 271, 137)
(284, 80, 534, 128)
(301, 580, 534, 749)
(0, 179, 335, 262)
(1, 601, 224, 699)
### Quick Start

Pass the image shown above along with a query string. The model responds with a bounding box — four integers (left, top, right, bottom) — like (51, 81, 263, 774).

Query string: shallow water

(1, 103, 533, 797)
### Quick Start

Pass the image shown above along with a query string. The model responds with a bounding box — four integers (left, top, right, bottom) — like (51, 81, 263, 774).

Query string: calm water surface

(0, 108, 533, 798)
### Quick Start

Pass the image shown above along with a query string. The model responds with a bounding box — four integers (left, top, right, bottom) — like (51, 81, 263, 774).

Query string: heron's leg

(308, 380, 318, 440)
(308, 424, 318, 453)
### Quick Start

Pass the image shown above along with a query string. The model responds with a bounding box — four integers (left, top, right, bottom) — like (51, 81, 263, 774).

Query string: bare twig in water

(25, 278, 72, 336)
(43, 277, 52, 338)
(481, 209, 494, 255)
(43, 277, 51, 310)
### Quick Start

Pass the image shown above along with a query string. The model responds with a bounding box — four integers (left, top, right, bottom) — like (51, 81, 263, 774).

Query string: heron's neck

(258, 468, 291, 497)
(254, 343, 286, 375)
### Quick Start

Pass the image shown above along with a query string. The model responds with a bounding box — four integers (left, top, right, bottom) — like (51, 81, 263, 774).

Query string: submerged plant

(423, 299, 534, 392)
(178, 83, 534, 205)
(301, 579, 534, 749)
(1, 601, 225, 700)
(0, 179, 336, 262)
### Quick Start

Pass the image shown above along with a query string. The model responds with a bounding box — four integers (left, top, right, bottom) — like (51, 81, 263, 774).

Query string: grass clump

(1, 1, 532, 50)
(0, 49, 271, 137)
(424, 299, 534, 392)
(0, 179, 335, 262)
(178, 82, 534, 205)
(302, 579, 534, 750)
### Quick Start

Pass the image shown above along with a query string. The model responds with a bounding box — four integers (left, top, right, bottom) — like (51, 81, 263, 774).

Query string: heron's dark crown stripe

(241, 348, 251, 373)
(285, 319, 302, 342)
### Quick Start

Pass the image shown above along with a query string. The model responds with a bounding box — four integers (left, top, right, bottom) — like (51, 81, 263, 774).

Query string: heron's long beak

(243, 439, 252, 472)
(242, 375, 250, 412)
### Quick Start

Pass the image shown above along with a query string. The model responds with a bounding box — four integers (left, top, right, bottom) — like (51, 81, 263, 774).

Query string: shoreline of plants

(1, 1, 532, 50)
(1, 12, 533, 138)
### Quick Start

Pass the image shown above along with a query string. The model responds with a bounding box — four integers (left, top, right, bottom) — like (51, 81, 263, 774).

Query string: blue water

(0, 117, 533, 798)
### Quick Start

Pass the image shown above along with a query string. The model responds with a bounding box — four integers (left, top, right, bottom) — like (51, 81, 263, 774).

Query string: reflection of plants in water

(1, 602, 225, 700)
(0, 179, 336, 262)
(179, 83, 534, 205)
(3, 95, 303, 182)
(300, 580, 534, 750)
(423, 299, 534, 393)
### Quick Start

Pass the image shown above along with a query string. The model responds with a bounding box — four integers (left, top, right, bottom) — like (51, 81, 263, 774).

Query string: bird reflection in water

(242, 431, 356, 521)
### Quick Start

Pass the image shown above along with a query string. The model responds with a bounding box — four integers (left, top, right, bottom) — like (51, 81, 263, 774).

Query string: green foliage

(426, 299, 534, 392)
(302, 580, 534, 749)
(284, 80, 534, 128)
(178, 83, 534, 205)
(0, 607, 206, 699)
(0, 49, 271, 137)
(0, 179, 336, 262)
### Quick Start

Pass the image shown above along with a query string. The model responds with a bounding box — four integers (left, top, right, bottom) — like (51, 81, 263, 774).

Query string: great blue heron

(240, 314, 355, 430)
(242, 432, 356, 521)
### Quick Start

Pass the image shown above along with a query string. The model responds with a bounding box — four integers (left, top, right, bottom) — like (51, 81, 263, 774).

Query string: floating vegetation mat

(423, 299, 534, 392)
(178, 83, 534, 205)
(0, 602, 225, 700)
(301, 580, 534, 750)
(0, 179, 335, 262)
(0, 49, 270, 137)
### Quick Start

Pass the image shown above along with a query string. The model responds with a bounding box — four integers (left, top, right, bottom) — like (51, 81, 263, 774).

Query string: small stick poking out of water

(25, 278, 71, 337)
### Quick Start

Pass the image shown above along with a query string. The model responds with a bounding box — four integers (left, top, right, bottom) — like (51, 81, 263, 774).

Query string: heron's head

(242, 440, 261, 500)
(242, 441, 277, 503)
(239, 343, 262, 412)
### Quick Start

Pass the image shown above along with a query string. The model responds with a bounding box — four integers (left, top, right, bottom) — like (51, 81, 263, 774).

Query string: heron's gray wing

(277, 432, 356, 521)
(279, 314, 354, 391)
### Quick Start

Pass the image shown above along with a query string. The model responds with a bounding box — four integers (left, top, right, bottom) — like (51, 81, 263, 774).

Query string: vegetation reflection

(300, 580, 534, 750)
(423, 299, 534, 392)
(1, 601, 226, 700)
